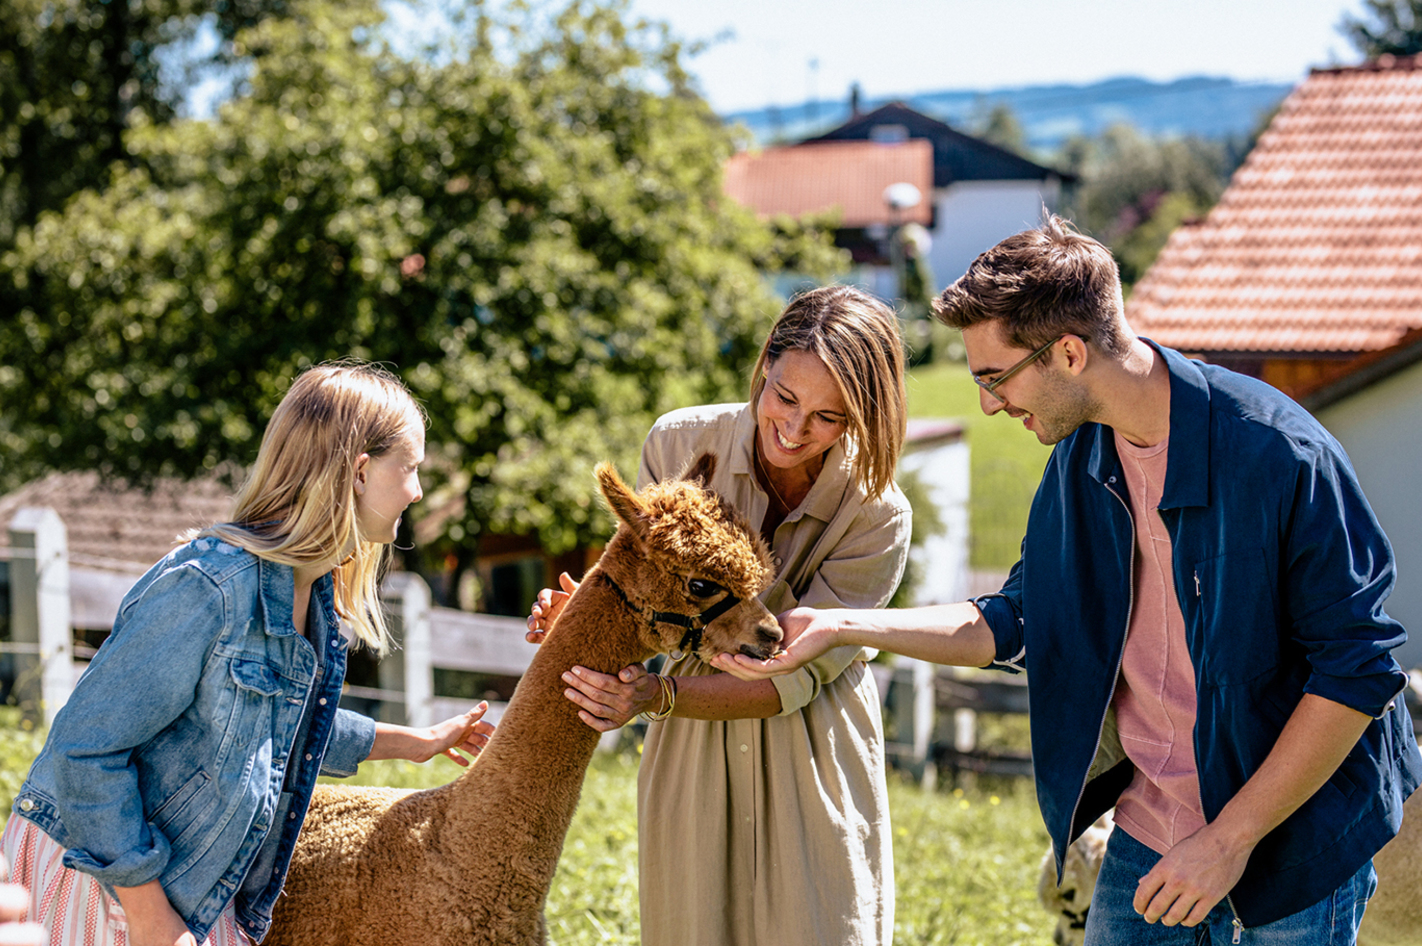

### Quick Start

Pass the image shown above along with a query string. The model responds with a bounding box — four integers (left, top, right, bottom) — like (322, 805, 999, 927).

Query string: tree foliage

(0, 0, 288, 244)
(0, 0, 843, 575)
(969, 101, 1028, 158)
(1056, 123, 1229, 286)
(1340, 0, 1422, 57)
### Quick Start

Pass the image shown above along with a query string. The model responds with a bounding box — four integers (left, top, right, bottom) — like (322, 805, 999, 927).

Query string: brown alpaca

(265, 453, 782, 946)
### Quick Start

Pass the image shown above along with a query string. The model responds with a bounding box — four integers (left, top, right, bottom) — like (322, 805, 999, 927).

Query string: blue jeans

(1083, 829, 1376, 945)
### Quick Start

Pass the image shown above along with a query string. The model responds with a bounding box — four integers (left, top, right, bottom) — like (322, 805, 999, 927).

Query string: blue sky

(625, 0, 1369, 113)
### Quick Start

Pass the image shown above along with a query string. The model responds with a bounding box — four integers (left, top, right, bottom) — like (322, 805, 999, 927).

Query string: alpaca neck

(442, 564, 652, 873)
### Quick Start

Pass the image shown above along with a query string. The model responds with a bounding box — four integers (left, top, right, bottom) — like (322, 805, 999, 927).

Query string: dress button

(305, 753, 313, 761)
(739, 744, 748, 753)
(290, 812, 298, 819)
(18, 799, 34, 812)
(318, 698, 327, 705)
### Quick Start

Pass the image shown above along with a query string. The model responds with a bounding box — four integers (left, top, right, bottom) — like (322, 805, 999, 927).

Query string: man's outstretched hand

(711, 607, 843, 679)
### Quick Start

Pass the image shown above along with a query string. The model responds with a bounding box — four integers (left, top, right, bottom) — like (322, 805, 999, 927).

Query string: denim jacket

(11, 538, 376, 943)
(975, 342, 1422, 927)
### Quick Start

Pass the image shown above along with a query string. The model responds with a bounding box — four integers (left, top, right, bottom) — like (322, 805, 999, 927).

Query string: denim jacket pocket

(230, 659, 283, 696)
(152, 769, 217, 848)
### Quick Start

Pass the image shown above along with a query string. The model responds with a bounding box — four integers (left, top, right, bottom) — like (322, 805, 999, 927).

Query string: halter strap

(597, 572, 742, 659)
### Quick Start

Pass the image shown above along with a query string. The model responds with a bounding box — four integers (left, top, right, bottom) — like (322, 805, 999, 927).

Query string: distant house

(1124, 54, 1422, 668)
(0, 472, 233, 641)
(724, 102, 1073, 296)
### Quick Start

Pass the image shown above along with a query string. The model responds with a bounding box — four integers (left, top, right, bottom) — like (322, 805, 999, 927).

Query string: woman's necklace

(754, 443, 796, 511)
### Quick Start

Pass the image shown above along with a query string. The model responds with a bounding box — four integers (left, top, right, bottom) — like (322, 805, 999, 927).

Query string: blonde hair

(750, 286, 906, 499)
(201, 363, 426, 654)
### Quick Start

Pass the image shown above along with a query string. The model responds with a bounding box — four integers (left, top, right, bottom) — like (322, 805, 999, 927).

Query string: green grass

(0, 708, 46, 815)
(346, 752, 1054, 946)
(6, 728, 1053, 946)
(905, 362, 1053, 571)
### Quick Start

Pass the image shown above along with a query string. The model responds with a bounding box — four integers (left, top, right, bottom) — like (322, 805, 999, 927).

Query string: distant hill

(723, 75, 1294, 154)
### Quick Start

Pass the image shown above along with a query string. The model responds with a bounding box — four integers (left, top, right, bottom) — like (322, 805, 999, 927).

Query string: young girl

(3, 363, 493, 946)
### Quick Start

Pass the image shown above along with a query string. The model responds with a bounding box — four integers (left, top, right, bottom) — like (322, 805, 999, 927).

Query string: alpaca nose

(757, 621, 783, 646)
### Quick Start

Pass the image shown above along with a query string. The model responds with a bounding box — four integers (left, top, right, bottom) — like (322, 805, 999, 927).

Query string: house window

(869, 124, 909, 143)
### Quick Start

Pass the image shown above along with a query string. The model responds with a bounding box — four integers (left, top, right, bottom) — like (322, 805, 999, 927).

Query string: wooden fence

(9, 503, 1418, 777)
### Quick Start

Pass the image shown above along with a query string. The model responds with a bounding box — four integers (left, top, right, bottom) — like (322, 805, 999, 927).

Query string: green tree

(1056, 123, 1228, 286)
(0, 0, 842, 593)
(972, 101, 1028, 158)
(0, 0, 288, 244)
(1340, 0, 1422, 57)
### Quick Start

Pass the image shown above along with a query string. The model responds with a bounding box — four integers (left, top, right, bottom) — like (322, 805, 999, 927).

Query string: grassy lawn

(342, 751, 1054, 946)
(906, 362, 1053, 572)
(0, 718, 1053, 946)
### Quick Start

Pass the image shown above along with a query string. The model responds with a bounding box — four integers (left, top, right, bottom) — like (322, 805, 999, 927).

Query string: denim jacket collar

(257, 557, 297, 638)
(1085, 339, 1212, 510)
(256, 556, 337, 641)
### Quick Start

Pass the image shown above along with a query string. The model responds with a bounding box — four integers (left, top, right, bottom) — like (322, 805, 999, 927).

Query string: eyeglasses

(973, 335, 1064, 404)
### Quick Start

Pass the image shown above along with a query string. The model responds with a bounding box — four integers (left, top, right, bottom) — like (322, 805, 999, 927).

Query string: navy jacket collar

(1083, 339, 1211, 509)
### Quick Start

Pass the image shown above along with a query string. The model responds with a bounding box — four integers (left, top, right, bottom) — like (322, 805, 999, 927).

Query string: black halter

(598, 573, 742, 658)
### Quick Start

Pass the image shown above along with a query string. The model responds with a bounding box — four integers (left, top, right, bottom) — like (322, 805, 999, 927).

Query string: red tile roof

(1127, 54, 1422, 354)
(0, 471, 235, 572)
(723, 140, 934, 227)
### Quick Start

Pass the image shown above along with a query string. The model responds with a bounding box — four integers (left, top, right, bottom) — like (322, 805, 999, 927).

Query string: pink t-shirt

(1110, 431, 1208, 854)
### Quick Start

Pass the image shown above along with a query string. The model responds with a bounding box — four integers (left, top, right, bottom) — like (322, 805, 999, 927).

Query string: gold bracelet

(640, 673, 677, 722)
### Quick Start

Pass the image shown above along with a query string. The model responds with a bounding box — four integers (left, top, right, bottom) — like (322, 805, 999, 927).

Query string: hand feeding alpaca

(265, 453, 782, 946)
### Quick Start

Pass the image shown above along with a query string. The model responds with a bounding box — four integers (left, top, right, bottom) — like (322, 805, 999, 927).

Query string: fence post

(378, 572, 433, 728)
(8, 507, 74, 726)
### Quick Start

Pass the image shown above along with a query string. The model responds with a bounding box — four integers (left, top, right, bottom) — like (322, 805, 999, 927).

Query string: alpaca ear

(596, 462, 648, 538)
(681, 452, 718, 487)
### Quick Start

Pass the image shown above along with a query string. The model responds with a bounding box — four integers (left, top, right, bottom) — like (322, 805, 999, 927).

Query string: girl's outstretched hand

(526, 572, 580, 644)
(368, 701, 495, 766)
(427, 702, 496, 765)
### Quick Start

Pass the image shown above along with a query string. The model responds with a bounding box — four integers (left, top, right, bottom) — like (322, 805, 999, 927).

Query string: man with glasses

(716, 216, 1420, 945)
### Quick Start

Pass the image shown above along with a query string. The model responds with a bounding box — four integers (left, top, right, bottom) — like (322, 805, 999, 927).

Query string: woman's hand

(561, 664, 664, 732)
(368, 702, 495, 766)
(526, 572, 580, 644)
(112, 881, 198, 946)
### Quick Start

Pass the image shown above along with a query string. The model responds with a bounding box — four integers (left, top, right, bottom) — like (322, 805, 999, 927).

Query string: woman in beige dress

(527, 285, 911, 946)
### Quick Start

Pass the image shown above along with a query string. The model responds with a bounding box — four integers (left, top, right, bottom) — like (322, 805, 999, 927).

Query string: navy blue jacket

(975, 342, 1422, 927)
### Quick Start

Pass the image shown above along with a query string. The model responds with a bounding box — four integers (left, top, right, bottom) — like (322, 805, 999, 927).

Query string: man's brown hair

(932, 215, 1128, 356)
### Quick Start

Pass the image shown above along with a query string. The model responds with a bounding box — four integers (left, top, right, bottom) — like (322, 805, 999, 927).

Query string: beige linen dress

(636, 403, 911, 946)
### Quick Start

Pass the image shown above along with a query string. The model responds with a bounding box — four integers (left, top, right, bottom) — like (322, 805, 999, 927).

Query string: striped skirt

(1, 816, 246, 946)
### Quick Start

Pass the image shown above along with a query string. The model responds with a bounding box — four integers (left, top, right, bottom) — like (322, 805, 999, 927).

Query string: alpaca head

(595, 452, 782, 661)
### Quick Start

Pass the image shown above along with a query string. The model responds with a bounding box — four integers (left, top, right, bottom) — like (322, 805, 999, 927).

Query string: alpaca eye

(687, 578, 723, 599)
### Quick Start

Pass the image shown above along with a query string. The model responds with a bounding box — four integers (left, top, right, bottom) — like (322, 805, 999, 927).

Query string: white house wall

(927, 179, 1061, 292)
(1315, 359, 1422, 670)
(897, 438, 971, 604)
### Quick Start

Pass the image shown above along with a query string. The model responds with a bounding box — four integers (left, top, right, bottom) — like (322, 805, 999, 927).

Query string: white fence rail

(2, 505, 943, 766)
